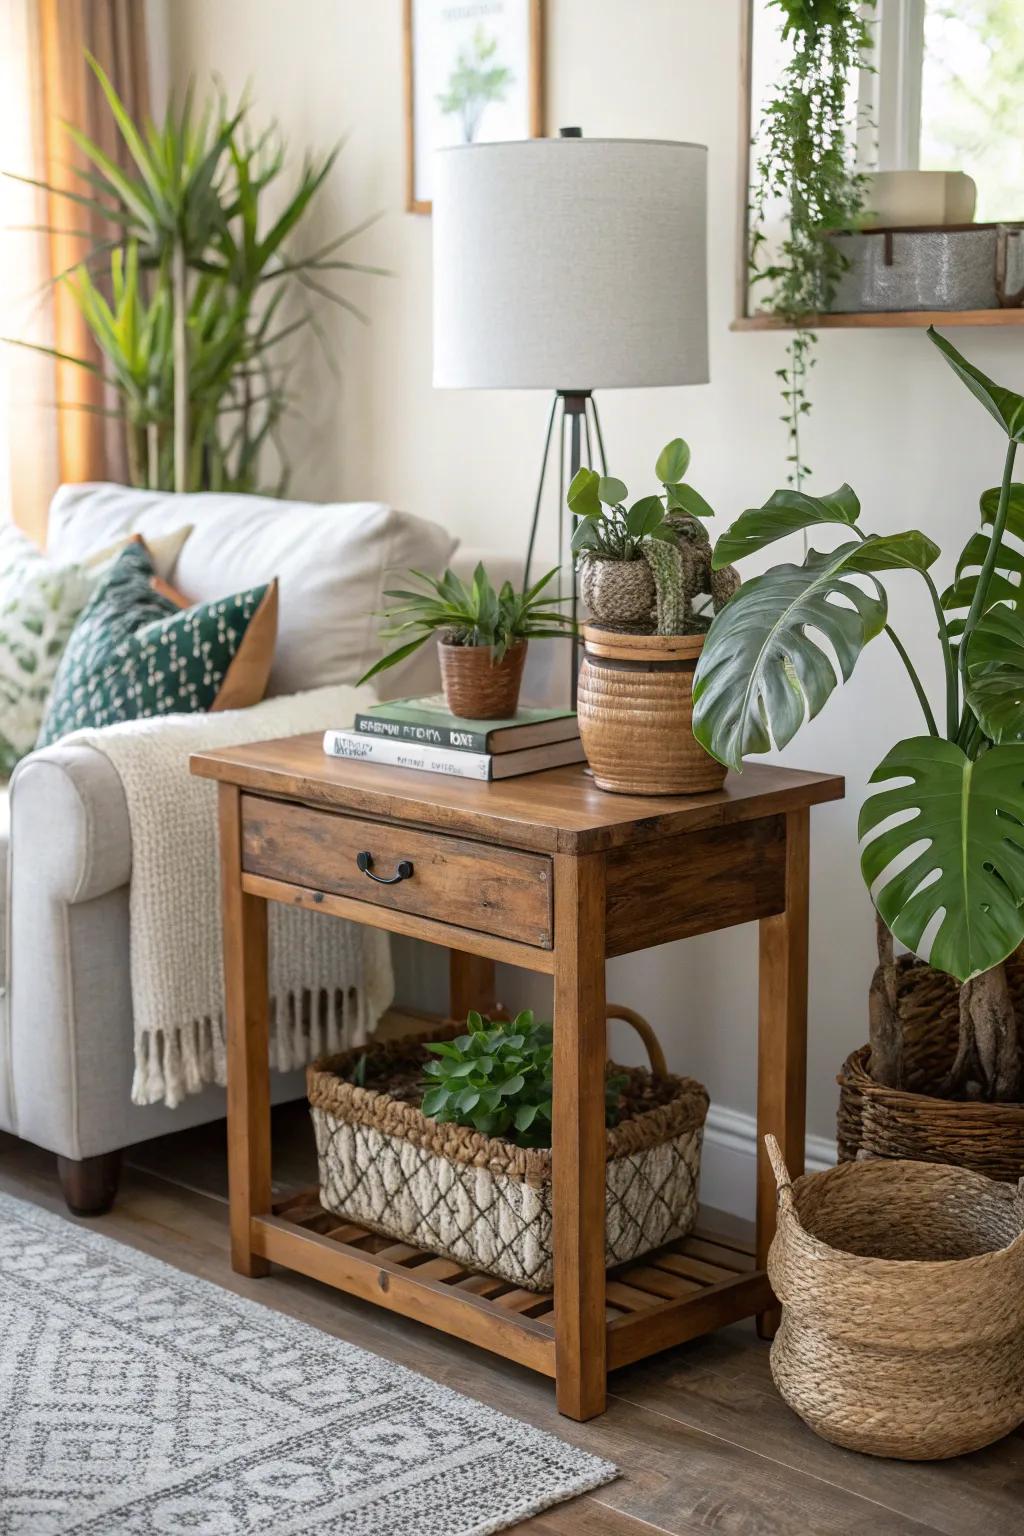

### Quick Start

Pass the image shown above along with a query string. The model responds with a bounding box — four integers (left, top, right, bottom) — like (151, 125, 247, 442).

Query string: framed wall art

(403, 0, 545, 214)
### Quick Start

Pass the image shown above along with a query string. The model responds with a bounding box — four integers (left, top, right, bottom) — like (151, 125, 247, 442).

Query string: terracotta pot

(577, 624, 727, 795)
(579, 555, 655, 628)
(438, 639, 526, 719)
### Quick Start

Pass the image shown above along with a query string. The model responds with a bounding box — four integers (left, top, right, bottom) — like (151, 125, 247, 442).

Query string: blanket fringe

(130, 984, 376, 1109)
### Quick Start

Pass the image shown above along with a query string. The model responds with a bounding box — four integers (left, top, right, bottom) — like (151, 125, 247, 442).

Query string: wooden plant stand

(192, 735, 842, 1421)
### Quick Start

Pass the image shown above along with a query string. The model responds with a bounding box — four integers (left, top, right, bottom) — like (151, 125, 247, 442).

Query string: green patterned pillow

(37, 541, 273, 746)
(0, 524, 96, 774)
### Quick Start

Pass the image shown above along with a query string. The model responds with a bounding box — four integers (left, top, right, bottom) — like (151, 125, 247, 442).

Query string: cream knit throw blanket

(66, 686, 394, 1109)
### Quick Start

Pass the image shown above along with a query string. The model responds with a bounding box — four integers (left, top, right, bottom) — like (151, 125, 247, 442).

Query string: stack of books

(323, 695, 583, 780)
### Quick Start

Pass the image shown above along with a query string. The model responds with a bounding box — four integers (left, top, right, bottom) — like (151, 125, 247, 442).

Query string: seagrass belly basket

(307, 1008, 708, 1292)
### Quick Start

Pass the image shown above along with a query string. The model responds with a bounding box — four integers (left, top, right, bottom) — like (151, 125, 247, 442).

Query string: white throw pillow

(47, 484, 459, 696)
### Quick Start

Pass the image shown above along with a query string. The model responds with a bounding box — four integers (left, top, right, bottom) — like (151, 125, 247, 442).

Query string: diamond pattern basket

(307, 1008, 708, 1292)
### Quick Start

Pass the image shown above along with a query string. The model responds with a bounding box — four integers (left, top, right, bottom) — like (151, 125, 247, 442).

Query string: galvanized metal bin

(826, 223, 1024, 313)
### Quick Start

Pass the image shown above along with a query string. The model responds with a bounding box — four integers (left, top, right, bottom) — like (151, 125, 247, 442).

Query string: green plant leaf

(692, 543, 888, 771)
(655, 438, 690, 485)
(859, 735, 1024, 981)
(598, 476, 628, 507)
(941, 484, 1024, 634)
(712, 484, 861, 569)
(666, 483, 714, 519)
(843, 530, 941, 574)
(625, 495, 665, 538)
(929, 327, 1024, 442)
(965, 604, 1024, 743)
(567, 466, 601, 519)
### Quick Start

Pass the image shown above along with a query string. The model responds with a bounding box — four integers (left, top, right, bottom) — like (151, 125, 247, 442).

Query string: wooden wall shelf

(733, 308, 1024, 332)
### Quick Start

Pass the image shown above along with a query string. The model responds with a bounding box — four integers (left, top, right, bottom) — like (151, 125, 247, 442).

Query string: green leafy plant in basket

(357, 562, 575, 720)
(568, 437, 739, 635)
(421, 1011, 627, 1148)
(693, 327, 1024, 1103)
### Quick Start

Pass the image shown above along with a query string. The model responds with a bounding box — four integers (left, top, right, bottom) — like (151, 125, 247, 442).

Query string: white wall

(166, 0, 1023, 1207)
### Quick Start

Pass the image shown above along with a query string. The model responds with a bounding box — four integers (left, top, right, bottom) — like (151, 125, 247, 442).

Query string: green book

(354, 694, 578, 754)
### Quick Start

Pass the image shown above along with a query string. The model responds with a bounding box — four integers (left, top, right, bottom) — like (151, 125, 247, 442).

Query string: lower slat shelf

(259, 1192, 771, 1373)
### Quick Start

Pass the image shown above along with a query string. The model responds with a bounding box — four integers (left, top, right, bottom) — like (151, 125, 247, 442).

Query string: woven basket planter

(438, 639, 526, 719)
(837, 945, 1024, 1181)
(579, 554, 655, 628)
(307, 1007, 708, 1292)
(576, 625, 727, 796)
(765, 1134, 1024, 1459)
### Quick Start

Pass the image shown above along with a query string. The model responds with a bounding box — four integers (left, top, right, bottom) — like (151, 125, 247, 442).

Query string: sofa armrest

(2, 744, 133, 1152)
(10, 743, 132, 904)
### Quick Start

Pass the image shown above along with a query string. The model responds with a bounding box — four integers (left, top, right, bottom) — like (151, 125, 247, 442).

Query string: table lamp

(432, 130, 709, 701)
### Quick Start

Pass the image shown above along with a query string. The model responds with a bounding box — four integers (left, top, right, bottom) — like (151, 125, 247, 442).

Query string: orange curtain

(39, 0, 150, 489)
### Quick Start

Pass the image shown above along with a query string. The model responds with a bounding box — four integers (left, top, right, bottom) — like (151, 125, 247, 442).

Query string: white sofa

(0, 484, 559, 1213)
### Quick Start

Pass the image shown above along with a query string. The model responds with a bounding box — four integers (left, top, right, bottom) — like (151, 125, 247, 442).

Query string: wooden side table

(192, 736, 842, 1421)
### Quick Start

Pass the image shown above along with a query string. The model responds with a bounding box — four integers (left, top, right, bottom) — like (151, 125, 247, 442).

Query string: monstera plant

(693, 328, 1024, 1102)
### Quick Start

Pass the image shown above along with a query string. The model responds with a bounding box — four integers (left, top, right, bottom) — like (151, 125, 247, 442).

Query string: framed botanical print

(403, 0, 545, 215)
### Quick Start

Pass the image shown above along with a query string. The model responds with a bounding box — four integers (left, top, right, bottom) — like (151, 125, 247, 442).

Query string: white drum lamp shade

(432, 137, 708, 391)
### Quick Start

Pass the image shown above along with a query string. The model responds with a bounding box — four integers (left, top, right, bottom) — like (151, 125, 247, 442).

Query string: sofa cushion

(47, 484, 458, 697)
(37, 543, 276, 746)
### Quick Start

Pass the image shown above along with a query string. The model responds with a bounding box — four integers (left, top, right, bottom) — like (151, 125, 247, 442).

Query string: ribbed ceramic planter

(577, 625, 727, 796)
(438, 638, 526, 719)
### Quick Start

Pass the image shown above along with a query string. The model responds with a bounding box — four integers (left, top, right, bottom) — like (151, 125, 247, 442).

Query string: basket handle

(764, 1134, 795, 1207)
(606, 1004, 667, 1077)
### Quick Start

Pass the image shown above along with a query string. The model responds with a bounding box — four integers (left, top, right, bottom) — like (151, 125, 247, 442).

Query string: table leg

(449, 951, 497, 1020)
(756, 807, 809, 1337)
(552, 854, 607, 1419)
(218, 783, 272, 1278)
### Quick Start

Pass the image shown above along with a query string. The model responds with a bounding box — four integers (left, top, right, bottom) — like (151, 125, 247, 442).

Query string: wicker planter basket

(438, 639, 526, 719)
(576, 625, 727, 796)
(837, 944, 1024, 1181)
(579, 554, 656, 628)
(765, 1135, 1024, 1460)
(307, 1007, 708, 1292)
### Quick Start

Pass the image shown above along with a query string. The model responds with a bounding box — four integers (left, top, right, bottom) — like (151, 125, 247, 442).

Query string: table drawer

(240, 794, 553, 948)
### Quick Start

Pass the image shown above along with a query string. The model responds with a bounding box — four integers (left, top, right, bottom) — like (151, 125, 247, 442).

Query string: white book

(322, 728, 585, 781)
(323, 729, 490, 779)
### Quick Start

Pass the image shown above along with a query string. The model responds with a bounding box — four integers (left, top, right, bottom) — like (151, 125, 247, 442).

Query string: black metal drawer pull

(356, 851, 414, 885)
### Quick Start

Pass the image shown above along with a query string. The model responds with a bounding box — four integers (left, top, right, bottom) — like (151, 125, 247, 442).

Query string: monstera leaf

(860, 736, 1024, 981)
(929, 327, 1024, 441)
(941, 484, 1024, 636)
(692, 543, 888, 771)
(965, 604, 1024, 743)
(712, 484, 861, 569)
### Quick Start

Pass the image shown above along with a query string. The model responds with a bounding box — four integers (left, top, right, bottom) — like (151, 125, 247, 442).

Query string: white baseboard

(699, 1104, 836, 1220)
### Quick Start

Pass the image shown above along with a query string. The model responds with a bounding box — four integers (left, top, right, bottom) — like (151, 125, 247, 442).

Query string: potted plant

(358, 561, 574, 719)
(693, 328, 1024, 1172)
(307, 1007, 708, 1291)
(568, 438, 740, 795)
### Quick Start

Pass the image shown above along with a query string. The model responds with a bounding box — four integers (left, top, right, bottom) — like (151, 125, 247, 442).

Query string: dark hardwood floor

(2, 1110, 1021, 1535)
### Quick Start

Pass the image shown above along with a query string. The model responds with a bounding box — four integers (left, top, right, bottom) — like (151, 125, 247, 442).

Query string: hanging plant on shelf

(749, 0, 875, 486)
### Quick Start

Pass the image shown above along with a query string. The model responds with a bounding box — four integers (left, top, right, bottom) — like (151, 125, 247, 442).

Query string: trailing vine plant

(748, 0, 875, 487)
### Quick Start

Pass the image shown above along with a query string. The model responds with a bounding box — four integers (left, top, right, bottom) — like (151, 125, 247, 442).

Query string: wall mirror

(737, 0, 1024, 328)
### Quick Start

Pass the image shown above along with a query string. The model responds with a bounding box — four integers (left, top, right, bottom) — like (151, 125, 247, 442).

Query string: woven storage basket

(765, 1134, 1024, 1459)
(307, 1006, 708, 1292)
(837, 942, 1024, 1181)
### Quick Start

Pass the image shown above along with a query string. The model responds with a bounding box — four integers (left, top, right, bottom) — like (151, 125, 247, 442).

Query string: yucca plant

(5, 54, 383, 493)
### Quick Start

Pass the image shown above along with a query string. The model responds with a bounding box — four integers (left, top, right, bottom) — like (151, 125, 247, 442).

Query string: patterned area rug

(0, 1192, 615, 1535)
